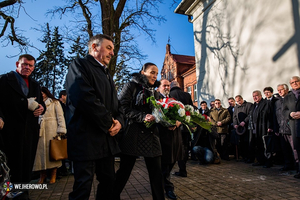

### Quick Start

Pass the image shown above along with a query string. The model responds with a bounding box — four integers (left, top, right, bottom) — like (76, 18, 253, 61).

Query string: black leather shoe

(174, 172, 187, 177)
(166, 190, 177, 199)
(294, 173, 300, 179)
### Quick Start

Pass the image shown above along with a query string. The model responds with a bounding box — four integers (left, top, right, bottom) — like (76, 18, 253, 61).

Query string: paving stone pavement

(28, 158, 300, 200)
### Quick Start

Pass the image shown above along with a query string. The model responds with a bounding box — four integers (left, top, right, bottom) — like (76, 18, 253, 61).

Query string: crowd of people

(191, 82, 300, 181)
(0, 33, 300, 200)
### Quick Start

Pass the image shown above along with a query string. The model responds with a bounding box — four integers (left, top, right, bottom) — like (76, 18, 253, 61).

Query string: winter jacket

(247, 98, 273, 138)
(209, 107, 231, 134)
(33, 98, 66, 171)
(65, 55, 124, 161)
(283, 90, 300, 150)
(233, 100, 253, 126)
(275, 96, 291, 134)
(118, 73, 162, 157)
(0, 71, 45, 183)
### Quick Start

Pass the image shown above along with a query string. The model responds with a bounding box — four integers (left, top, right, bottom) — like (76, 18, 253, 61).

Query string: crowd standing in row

(193, 83, 300, 180)
(0, 34, 300, 200)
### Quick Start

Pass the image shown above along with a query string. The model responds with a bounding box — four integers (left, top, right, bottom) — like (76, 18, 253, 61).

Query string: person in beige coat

(33, 87, 67, 184)
(209, 99, 231, 160)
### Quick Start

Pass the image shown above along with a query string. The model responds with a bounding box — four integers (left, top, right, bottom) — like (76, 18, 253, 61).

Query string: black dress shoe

(294, 173, 300, 179)
(174, 172, 187, 177)
(166, 190, 177, 199)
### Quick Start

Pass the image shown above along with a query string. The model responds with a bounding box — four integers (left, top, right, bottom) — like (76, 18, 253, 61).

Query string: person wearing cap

(0, 54, 45, 200)
(233, 95, 253, 162)
(283, 76, 300, 178)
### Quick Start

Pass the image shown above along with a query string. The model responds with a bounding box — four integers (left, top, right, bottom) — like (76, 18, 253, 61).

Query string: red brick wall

(183, 71, 197, 107)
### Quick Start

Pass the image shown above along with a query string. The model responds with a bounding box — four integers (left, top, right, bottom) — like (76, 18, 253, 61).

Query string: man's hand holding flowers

(168, 121, 181, 131)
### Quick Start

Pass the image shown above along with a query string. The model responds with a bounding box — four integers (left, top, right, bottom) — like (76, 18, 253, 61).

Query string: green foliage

(32, 23, 68, 97)
(114, 60, 131, 94)
(68, 36, 88, 61)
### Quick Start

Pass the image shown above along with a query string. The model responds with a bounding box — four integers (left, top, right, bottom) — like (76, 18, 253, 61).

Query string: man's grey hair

(88, 34, 113, 53)
(159, 78, 168, 82)
(170, 81, 180, 88)
(252, 90, 262, 96)
(277, 83, 289, 90)
(290, 76, 300, 82)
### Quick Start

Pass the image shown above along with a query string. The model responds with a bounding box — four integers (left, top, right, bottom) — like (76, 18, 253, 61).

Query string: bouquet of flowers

(145, 96, 211, 133)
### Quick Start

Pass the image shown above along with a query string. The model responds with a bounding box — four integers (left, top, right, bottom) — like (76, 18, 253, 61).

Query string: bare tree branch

(0, 0, 28, 47)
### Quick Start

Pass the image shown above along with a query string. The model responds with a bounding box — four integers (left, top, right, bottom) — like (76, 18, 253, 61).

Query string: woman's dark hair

(140, 62, 157, 73)
(41, 87, 58, 101)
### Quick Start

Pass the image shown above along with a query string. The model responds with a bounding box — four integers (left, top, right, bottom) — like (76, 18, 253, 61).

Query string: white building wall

(186, 0, 300, 107)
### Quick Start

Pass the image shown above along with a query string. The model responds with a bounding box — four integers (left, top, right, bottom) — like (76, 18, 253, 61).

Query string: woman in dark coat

(114, 63, 164, 200)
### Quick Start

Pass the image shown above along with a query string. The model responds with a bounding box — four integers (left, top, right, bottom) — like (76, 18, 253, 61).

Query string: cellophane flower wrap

(145, 96, 211, 133)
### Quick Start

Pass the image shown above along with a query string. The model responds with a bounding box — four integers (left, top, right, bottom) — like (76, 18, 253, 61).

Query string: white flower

(178, 108, 185, 117)
(185, 105, 194, 113)
(195, 109, 199, 115)
(186, 116, 191, 123)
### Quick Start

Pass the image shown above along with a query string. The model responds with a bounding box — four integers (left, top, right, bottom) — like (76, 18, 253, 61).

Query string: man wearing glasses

(283, 76, 300, 178)
(209, 99, 231, 161)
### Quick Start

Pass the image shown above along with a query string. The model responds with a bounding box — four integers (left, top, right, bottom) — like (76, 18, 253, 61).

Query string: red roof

(172, 54, 195, 65)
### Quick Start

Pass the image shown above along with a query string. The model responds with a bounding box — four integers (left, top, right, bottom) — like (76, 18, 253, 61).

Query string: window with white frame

(187, 86, 192, 95)
(194, 84, 197, 101)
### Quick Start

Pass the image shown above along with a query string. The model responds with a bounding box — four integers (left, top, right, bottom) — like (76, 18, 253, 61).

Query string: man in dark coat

(227, 97, 236, 159)
(157, 78, 182, 200)
(233, 95, 253, 162)
(283, 76, 300, 178)
(275, 84, 295, 171)
(0, 54, 45, 199)
(264, 86, 282, 164)
(247, 90, 273, 168)
(169, 81, 193, 179)
(65, 34, 124, 199)
(199, 101, 210, 118)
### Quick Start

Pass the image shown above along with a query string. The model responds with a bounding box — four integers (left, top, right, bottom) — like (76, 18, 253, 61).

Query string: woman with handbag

(114, 63, 164, 200)
(33, 87, 66, 184)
